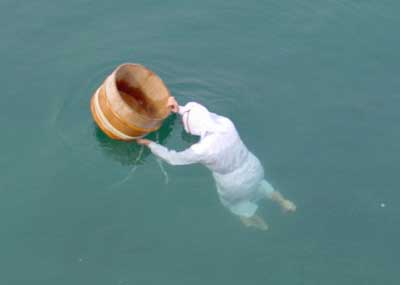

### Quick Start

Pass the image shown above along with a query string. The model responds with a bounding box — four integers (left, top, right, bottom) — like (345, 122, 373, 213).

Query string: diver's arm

(177, 106, 185, 115)
(147, 142, 201, 165)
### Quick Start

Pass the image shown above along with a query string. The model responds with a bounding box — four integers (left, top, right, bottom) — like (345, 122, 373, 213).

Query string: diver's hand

(136, 138, 152, 146)
(167, 96, 179, 113)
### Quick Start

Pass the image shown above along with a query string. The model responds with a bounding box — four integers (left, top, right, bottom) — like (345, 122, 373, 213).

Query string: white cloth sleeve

(178, 105, 188, 115)
(148, 142, 202, 165)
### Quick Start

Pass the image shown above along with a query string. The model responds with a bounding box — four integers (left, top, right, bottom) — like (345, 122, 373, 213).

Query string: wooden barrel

(90, 63, 171, 141)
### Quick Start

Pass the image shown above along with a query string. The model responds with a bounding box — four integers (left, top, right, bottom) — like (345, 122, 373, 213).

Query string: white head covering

(179, 102, 225, 138)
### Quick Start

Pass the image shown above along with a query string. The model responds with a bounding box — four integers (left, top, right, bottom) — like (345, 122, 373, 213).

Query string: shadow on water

(94, 115, 176, 167)
(181, 128, 200, 145)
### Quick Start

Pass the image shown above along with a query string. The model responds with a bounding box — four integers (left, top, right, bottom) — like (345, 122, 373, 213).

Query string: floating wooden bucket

(90, 63, 171, 141)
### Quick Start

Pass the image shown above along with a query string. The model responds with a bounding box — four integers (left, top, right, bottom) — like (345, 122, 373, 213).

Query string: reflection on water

(94, 115, 176, 166)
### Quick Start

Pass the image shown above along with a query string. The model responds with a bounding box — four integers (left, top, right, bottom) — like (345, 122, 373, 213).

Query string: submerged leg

(239, 214, 269, 231)
(259, 180, 296, 213)
(271, 191, 296, 213)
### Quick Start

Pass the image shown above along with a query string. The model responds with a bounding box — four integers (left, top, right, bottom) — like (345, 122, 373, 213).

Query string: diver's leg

(260, 180, 296, 212)
(239, 214, 269, 231)
(270, 191, 296, 212)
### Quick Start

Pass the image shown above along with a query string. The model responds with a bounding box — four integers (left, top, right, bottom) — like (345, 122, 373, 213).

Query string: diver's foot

(240, 215, 269, 231)
(281, 199, 296, 213)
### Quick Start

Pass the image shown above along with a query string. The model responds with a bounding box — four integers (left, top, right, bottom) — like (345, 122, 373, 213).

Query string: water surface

(0, 0, 399, 284)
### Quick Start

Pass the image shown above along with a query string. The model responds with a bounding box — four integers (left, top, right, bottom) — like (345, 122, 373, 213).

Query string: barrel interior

(115, 65, 170, 120)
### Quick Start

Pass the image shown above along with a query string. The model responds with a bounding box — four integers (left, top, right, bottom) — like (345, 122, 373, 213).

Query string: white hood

(179, 102, 225, 138)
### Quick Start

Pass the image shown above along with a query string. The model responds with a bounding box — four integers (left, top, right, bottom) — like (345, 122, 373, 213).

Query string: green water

(1, 0, 399, 284)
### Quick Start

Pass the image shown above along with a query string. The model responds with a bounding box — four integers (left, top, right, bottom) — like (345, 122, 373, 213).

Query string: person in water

(136, 97, 296, 230)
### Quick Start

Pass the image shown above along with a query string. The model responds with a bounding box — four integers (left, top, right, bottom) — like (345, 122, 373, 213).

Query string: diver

(136, 97, 296, 230)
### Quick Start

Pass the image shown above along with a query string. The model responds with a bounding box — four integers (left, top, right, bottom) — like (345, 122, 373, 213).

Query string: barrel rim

(111, 63, 171, 122)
